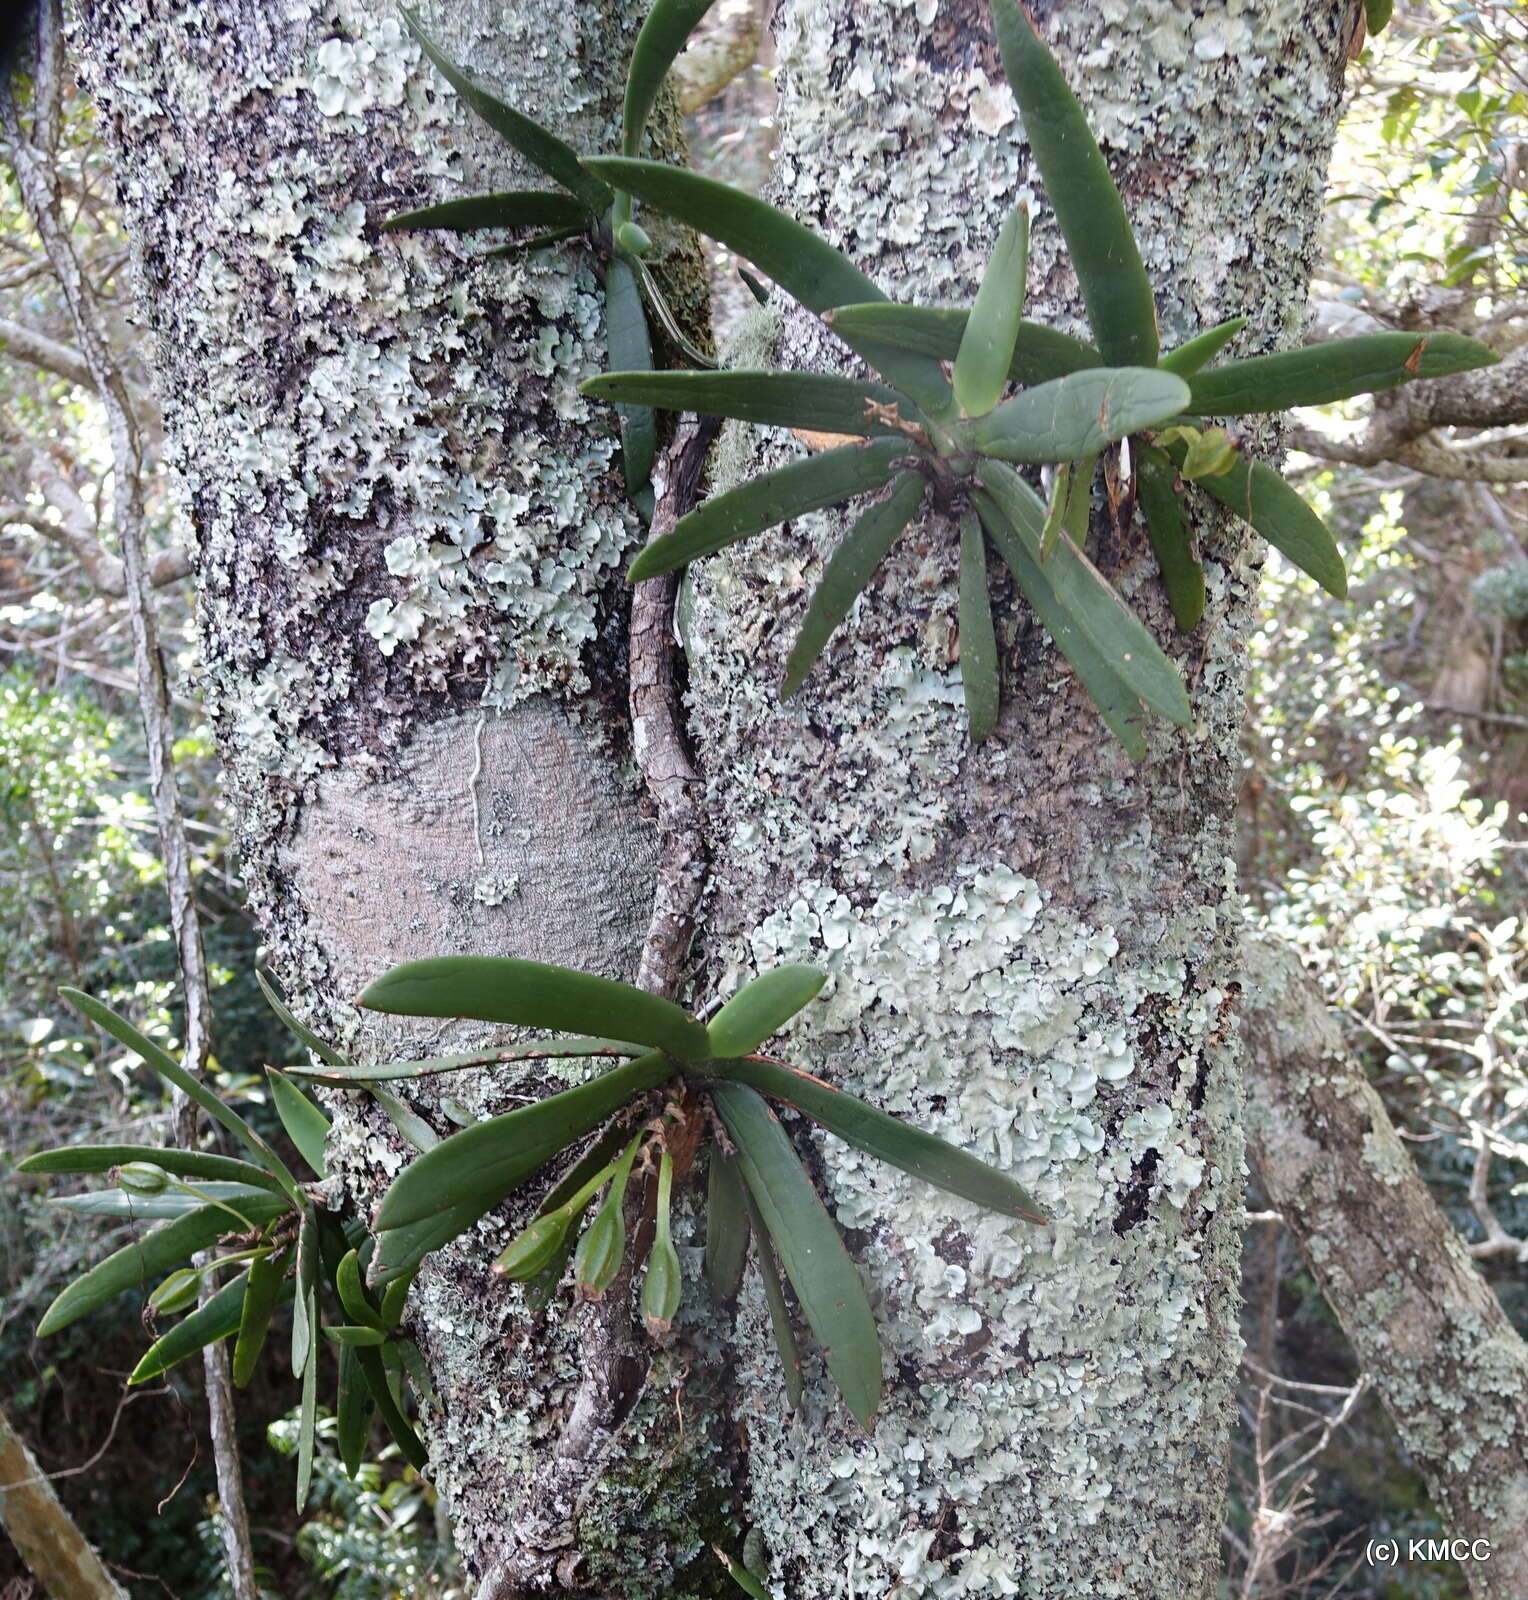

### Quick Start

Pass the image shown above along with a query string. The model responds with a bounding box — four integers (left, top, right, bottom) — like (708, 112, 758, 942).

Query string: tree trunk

(679, 3, 1347, 1594)
(73, 0, 707, 1587)
(1242, 933, 1528, 1598)
(76, 0, 1351, 1594)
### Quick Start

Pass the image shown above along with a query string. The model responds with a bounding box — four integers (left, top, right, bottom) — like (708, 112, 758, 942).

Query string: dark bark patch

(1112, 1146, 1159, 1235)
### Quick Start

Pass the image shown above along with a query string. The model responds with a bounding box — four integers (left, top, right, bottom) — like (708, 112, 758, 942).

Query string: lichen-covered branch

(631, 414, 722, 998)
(0, 1405, 128, 1600)
(1241, 932, 1528, 1598)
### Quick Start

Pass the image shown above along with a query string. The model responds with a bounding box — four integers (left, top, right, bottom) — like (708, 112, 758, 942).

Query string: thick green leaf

(295, 1329, 318, 1511)
(581, 370, 913, 436)
(1185, 330, 1499, 415)
(130, 1270, 250, 1384)
(587, 157, 874, 313)
(60, 988, 300, 1201)
(336, 1249, 387, 1331)
(735, 1159, 804, 1411)
(713, 1084, 881, 1428)
(289, 1037, 639, 1083)
(382, 190, 587, 234)
(624, 0, 719, 156)
(293, 1209, 318, 1377)
(991, 0, 1158, 365)
(375, 1053, 672, 1234)
(1136, 444, 1205, 630)
(356, 1345, 429, 1472)
(954, 204, 1029, 418)
(704, 1147, 749, 1304)
(36, 1198, 286, 1337)
(628, 437, 906, 581)
(368, 1086, 439, 1153)
(19, 1145, 287, 1197)
(1158, 316, 1247, 378)
(582, 157, 950, 408)
(706, 966, 827, 1057)
(325, 1324, 390, 1347)
(972, 491, 1148, 759)
(1365, 0, 1393, 34)
(359, 956, 709, 1059)
(256, 970, 347, 1069)
(336, 1343, 371, 1479)
(401, 9, 612, 214)
(711, 1057, 1047, 1222)
(641, 1149, 682, 1335)
(781, 472, 926, 698)
(234, 1248, 291, 1388)
(267, 1070, 331, 1178)
(958, 513, 1000, 741)
(973, 367, 1190, 463)
(976, 460, 1191, 726)
(716, 1546, 774, 1600)
(1162, 438, 1347, 598)
(372, 1200, 482, 1284)
(824, 303, 1100, 387)
(54, 1183, 277, 1221)
(606, 256, 658, 502)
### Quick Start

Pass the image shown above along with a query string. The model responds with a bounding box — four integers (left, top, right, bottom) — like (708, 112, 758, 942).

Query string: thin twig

(478, 418, 720, 1600)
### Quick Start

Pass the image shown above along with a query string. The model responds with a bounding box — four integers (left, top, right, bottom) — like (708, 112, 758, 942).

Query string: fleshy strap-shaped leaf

(991, 0, 1158, 365)
(704, 1147, 750, 1304)
(267, 1070, 331, 1178)
(973, 490, 1148, 759)
(60, 987, 301, 1201)
(1161, 438, 1347, 598)
(958, 513, 1000, 741)
(627, 437, 907, 581)
(1136, 444, 1206, 631)
(781, 473, 927, 699)
(581, 370, 914, 437)
(373, 1052, 672, 1248)
(401, 9, 613, 215)
(35, 1196, 287, 1337)
(824, 303, 1100, 388)
(1158, 316, 1247, 378)
(712, 1083, 882, 1428)
(582, 157, 951, 410)
(623, 0, 720, 156)
(18, 1144, 287, 1196)
(976, 460, 1191, 726)
(706, 965, 827, 1056)
(954, 203, 1029, 418)
(130, 1270, 251, 1385)
(709, 1057, 1047, 1222)
(1185, 330, 1498, 416)
(605, 256, 658, 503)
(972, 367, 1190, 463)
(358, 955, 710, 1059)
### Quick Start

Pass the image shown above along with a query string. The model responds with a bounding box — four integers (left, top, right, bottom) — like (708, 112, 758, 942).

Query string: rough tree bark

(0, 1407, 128, 1600)
(75, 0, 1351, 1596)
(1242, 934, 1528, 1598)
(669, 3, 1348, 1593)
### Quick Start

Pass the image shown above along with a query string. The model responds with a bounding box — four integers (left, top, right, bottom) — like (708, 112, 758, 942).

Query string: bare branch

(0, 315, 94, 388)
